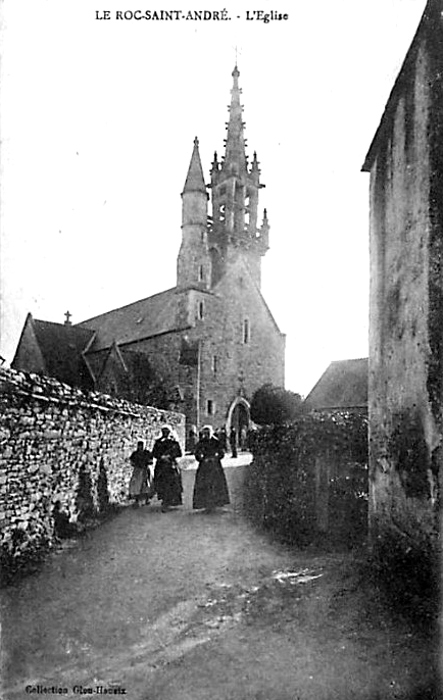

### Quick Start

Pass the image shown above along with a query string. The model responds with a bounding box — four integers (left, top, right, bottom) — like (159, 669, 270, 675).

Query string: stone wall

(0, 367, 185, 570)
(363, 0, 442, 553)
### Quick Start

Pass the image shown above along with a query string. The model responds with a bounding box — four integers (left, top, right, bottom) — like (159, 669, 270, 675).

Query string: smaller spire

(249, 151, 261, 184)
(211, 151, 219, 174)
(183, 137, 207, 194)
(260, 209, 270, 251)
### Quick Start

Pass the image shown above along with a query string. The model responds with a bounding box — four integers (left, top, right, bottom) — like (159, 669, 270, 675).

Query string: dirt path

(0, 463, 439, 700)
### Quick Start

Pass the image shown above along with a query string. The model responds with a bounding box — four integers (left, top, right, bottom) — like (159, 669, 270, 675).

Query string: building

(304, 358, 368, 414)
(12, 66, 286, 439)
(362, 0, 442, 550)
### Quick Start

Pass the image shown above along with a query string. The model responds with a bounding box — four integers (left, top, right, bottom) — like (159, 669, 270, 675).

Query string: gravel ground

(0, 461, 439, 700)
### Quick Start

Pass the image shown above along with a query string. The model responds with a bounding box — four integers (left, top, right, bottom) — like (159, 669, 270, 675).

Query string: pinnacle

(183, 137, 207, 194)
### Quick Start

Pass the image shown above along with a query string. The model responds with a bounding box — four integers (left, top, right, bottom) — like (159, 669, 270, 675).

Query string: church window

(212, 355, 217, 373)
(198, 301, 204, 320)
(207, 399, 215, 415)
(243, 319, 250, 344)
(199, 265, 204, 281)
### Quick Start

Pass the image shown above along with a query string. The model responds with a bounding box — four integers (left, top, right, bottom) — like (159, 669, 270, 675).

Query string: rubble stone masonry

(0, 367, 184, 567)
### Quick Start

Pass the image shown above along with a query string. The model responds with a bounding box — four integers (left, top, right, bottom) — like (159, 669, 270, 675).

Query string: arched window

(199, 264, 204, 282)
(198, 301, 204, 320)
(243, 318, 250, 344)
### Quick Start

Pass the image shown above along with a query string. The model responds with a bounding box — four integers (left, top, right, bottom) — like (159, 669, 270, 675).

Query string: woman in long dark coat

(193, 425, 230, 511)
(152, 425, 183, 512)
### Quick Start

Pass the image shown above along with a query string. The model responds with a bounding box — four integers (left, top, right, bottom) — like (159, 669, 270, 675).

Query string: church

(12, 66, 286, 439)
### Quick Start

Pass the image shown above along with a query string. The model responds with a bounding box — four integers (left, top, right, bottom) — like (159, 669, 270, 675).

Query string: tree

(121, 351, 171, 409)
(250, 383, 305, 426)
(75, 465, 95, 522)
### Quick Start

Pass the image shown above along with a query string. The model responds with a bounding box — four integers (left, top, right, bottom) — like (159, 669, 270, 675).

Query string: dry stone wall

(0, 367, 185, 572)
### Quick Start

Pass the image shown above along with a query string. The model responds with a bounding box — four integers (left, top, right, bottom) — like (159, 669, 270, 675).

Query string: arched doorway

(226, 397, 251, 452)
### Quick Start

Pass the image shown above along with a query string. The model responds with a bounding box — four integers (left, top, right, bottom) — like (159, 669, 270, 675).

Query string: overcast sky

(0, 0, 427, 396)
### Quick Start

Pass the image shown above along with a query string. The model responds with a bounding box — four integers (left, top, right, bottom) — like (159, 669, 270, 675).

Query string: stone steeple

(183, 136, 207, 194)
(208, 65, 269, 288)
(176, 137, 210, 290)
(176, 66, 270, 291)
(223, 64, 248, 176)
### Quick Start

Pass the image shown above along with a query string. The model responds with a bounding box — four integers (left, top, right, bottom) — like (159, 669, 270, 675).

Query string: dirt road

(0, 461, 439, 700)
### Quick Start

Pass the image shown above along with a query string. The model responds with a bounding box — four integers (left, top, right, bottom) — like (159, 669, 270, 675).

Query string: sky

(0, 0, 427, 396)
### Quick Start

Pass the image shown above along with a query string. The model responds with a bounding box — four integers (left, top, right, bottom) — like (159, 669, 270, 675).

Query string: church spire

(177, 138, 209, 289)
(183, 137, 207, 194)
(223, 65, 247, 175)
(207, 65, 269, 288)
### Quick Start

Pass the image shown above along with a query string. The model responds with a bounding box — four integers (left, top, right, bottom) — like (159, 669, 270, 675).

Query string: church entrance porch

(227, 397, 250, 452)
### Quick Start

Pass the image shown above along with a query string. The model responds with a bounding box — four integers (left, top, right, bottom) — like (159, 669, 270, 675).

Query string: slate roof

(77, 288, 184, 352)
(305, 358, 368, 410)
(32, 319, 95, 387)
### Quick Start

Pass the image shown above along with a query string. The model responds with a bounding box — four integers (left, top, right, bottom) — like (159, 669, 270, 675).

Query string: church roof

(78, 288, 186, 352)
(32, 319, 95, 386)
(305, 358, 368, 410)
(183, 137, 207, 194)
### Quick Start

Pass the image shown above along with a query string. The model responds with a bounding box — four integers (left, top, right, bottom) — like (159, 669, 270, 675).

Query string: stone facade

(0, 367, 184, 568)
(362, 0, 442, 549)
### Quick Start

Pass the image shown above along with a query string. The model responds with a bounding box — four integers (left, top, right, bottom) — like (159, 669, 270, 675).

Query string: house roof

(77, 288, 186, 352)
(305, 358, 368, 410)
(32, 319, 95, 386)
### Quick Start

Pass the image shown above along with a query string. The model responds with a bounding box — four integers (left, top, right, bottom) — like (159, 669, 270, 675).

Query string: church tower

(176, 65, 270, 291)
(208, 65, 269, 287)
(177, 137, 210, 290)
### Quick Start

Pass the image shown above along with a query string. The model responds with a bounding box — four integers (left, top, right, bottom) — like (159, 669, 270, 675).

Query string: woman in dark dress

(193, 425, 230, 512)
(152, 425, 183, 512)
